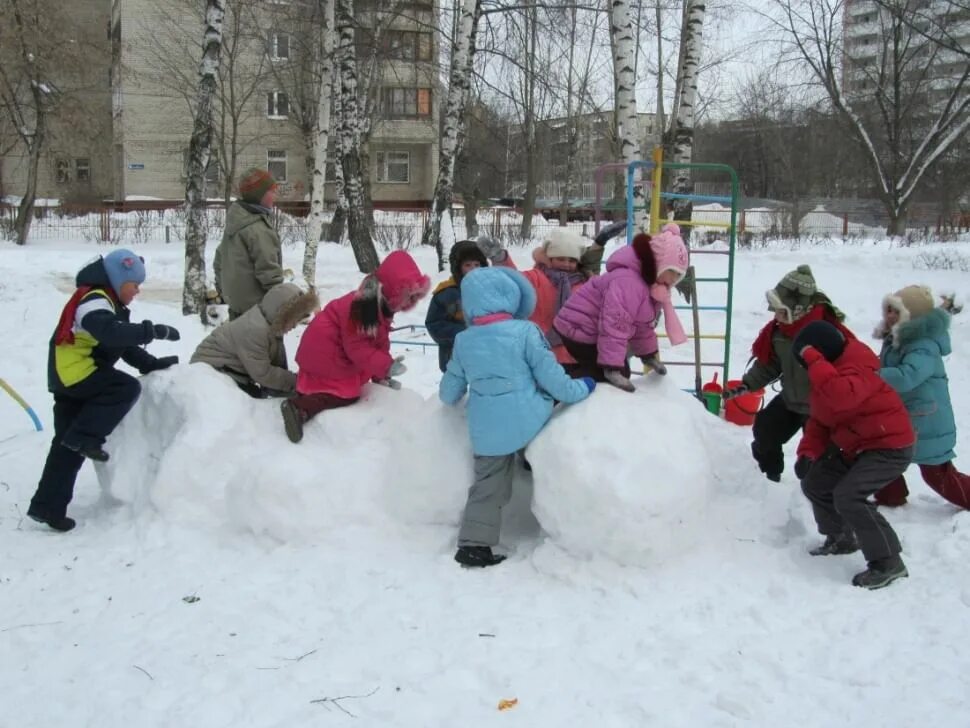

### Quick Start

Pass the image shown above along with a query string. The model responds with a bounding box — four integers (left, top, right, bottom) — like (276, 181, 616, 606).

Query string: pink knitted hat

(648, 223, 688, 283)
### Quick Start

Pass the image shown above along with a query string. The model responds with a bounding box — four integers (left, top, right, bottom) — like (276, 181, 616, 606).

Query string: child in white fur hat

(873, 284, 969, 509)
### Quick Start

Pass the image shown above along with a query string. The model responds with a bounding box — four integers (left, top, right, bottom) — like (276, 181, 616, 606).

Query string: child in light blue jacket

(440, 266, 595, 567)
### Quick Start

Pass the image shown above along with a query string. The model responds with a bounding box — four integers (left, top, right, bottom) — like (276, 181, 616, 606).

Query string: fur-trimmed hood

(879, 305, 951, 352)
(260, 283, 320, 335)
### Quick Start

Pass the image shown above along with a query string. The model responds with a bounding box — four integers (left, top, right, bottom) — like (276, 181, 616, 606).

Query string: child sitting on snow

(440, 266, 595, 568)
(871, 285, 969, 509)
(551, 224, 689, 392)
(425, 240, 489, 372)
(190, 283, 319, 398)
(792, 321, 914, 590)
(477, 221, 627, 371)
(281, 250, 430, 443)
(725, 265, 854, 483)
(28, 249, 182, 531)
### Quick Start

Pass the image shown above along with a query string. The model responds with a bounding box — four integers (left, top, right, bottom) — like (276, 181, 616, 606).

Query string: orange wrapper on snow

(497, 698, 518, 711)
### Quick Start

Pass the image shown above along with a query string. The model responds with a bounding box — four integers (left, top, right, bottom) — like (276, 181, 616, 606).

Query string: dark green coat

(214, 202, 284, 316)
(742, 328, 811, 414)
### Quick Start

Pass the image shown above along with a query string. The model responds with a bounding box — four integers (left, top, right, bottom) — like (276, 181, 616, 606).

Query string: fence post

(739, 209, 746, 236)
(842, 212, 848, 237)
(165, 225, 170, 244)
(100, 209, 110, 243)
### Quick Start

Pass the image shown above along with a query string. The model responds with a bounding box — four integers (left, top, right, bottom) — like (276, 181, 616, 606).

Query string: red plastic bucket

(723, 378, 764, 426)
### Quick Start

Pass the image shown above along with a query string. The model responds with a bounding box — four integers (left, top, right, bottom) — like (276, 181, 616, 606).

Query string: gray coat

(213, 202, 284, 315)
(191, 283, 319, 393)
(742, 327, 812, 414)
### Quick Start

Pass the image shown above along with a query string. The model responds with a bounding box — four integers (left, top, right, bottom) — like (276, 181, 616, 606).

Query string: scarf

(54, 286, 118, 345)
(650, 283, 688, 346)
(751, 303, 853, 364)
(541, 265, 585, 346)
(472, 312, 513, 326)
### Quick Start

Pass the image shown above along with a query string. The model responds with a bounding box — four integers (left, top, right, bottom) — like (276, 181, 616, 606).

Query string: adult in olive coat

(191, 283, 319, 397)
(214, 168, 285, 319)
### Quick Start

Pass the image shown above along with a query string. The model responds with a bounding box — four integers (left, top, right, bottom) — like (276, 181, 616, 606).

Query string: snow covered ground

(1, 233, 969, 727)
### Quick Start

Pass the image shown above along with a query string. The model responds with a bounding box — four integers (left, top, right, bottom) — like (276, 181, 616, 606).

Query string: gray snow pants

(457, 453, 517, 548)
(801, 446, 913, 562)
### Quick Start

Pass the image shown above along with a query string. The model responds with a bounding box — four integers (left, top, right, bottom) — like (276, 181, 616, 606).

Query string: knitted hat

(449, 240, 488, 283)
(102, 248, 146, 295)
(543, 228, 586, 261)
(767, 264, 817, 322)
(648, 223, 688, 284)
(238, 167, 277, 204)
(793, 320, 847, 367)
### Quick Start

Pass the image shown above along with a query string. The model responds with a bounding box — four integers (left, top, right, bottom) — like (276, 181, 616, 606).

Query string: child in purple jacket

(552, 224, 689, 392)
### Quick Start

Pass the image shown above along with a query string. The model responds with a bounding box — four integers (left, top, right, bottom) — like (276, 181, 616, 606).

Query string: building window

(383, 30, 433, 62)
(267, 91, 289, 118)
(54, 158, 71, 184)
(376, 151, 410, 183)
(381, 87, 432, 119)
(267, 149, 288, 182)
(75, 158, 91, 183)
(270, 32, 290, 60)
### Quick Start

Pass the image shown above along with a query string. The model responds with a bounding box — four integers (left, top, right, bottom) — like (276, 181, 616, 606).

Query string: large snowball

(528, 377, 725, 568)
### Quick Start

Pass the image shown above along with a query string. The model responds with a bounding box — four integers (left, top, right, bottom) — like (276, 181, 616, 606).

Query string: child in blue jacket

(28, 249, 181, 531)
(440, 266, 595, 567)
(873, 285, 969, 509)
(425, 240, 488, 372)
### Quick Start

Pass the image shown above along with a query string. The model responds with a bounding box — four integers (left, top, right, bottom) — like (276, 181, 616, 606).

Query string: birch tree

(303, 0, 336, 284)
(667, 0, 705, 238)
(770, 0, 970, 234)
(183, 0, 226, 318)
(609, 0, 643, 227)
(421, 0, 483, 270)
(335, 0, 379, 273)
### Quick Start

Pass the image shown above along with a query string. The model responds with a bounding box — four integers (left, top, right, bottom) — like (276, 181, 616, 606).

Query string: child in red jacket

(281, 251, 430, 443)
(792, 321, 915, 590)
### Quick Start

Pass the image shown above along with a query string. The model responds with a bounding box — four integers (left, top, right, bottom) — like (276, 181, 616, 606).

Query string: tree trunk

(421, 0, 482, 270)
(13, 85, 47, 245)
(609, 0, 643, 227)
(887, 204, 908, 237)
(519, 0, 539, 240)
(560, 6, 578, 227)
(183, 0, 226, 319)
(336, 0, 379, 273)
(669, 0, 706, 243)
(304, 0, 336, 285)
(464, 186, 480, 238)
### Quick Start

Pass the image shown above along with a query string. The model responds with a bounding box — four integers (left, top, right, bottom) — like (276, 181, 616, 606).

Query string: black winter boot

(26, 507, 76, 532)
(62, 441, 109, 462)
(455, 546, 506, 568)
(852, 555, 908, 590)
(751, 442, 782, 482)
(281, 399, 305, 444)
(809, 532, 859, 556)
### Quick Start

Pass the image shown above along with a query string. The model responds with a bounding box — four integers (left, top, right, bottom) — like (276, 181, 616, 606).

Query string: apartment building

(2, 0, 438, 206)
(843, 0, 970, 99)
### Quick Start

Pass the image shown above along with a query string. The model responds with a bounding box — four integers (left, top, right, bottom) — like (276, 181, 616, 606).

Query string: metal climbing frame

(625, 151, 740, 390)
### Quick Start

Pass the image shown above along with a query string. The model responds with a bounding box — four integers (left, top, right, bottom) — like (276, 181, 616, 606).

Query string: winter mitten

(372, 376, 402, 390)
(603, 368, 635, 393)
(594, 219, 628, 246)
(675, 268, 695, 304)
(142, 355, 179, 374)
(388, 355, 407, 377)
(475, 234, 508, 264)
(580, 376, 596, 393)
(794, 456, 814, 480)
(641, 353, 667, 376)
(722, 384, 749, 400)
(152, 323, 181, 342)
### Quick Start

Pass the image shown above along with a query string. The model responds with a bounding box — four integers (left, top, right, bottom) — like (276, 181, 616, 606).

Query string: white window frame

(54, 157, 71, 184)
(270, 32, 290, 61)
(75, 158, 91, 183)
(376, 151, 410, 184)
(267, 90, 289, 119)
(267, 149, 288, 182)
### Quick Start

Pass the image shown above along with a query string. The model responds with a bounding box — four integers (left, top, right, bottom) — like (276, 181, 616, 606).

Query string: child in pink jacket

(281, 250, 430, 442)
(552, 224, 689, 392)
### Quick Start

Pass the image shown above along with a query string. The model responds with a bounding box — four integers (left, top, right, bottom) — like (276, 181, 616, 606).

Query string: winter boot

(454, 546, 506, 568)
(852, 555, 908, 590)
(751, 442, 782, 483)
(26, 507, 76, 532)
(603, 368, 635, 393)
(281, 399, 305, 443)
(809, 532, 859, 556)
(61, 441, 109, 462)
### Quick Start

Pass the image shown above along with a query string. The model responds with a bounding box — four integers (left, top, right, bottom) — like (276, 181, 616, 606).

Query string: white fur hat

(543, 228, 586, 261)
(875, 284, 935, 339)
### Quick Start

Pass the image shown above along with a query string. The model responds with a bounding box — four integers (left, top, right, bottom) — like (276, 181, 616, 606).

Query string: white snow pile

(99, 365, 749, 567)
